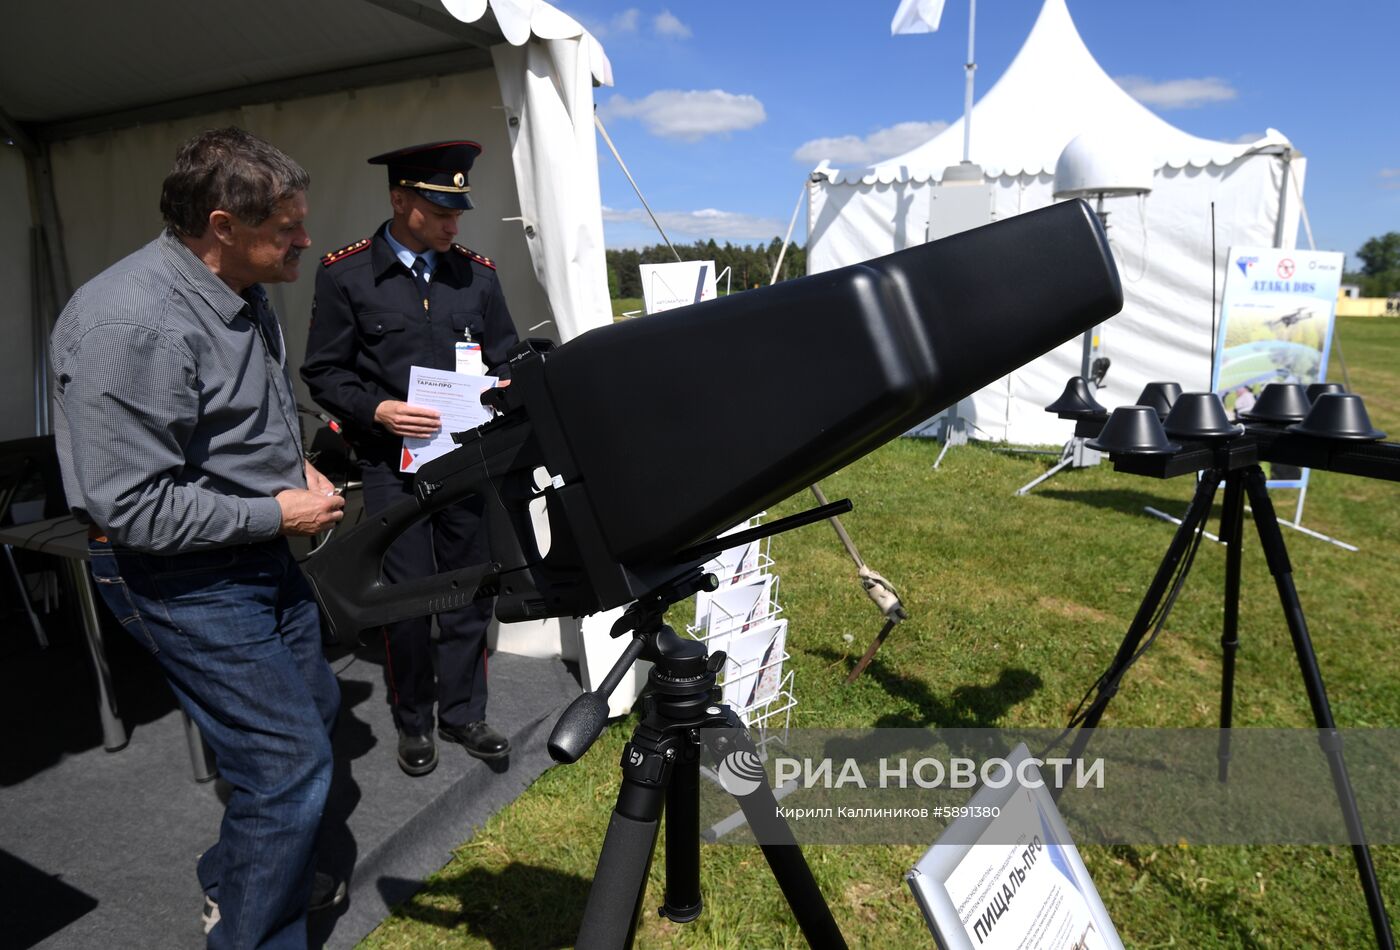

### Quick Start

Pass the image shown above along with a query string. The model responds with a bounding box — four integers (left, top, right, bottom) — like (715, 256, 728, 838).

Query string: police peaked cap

(368, 140, 481, 210)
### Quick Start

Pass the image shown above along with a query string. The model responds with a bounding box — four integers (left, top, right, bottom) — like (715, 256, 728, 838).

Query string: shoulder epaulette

(321, 238, 371, 266)
(453, 244, 496, 270)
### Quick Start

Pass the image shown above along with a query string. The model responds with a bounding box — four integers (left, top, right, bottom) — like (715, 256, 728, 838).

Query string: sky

(562, 0, 1399, 270)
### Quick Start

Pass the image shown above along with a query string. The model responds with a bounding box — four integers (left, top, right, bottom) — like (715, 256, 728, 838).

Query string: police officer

(302, 140, 518, 775)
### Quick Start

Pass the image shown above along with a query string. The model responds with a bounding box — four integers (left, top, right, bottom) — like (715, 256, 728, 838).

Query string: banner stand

(1200, 245, 1356, 550)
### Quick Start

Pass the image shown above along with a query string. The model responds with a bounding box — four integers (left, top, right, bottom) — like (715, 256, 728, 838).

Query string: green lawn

(612, 297, 643, 320)
(361, 316, 1400, 948)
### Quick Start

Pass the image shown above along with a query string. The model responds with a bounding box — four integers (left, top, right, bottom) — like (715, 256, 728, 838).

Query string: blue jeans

(88, 537, 339, 950)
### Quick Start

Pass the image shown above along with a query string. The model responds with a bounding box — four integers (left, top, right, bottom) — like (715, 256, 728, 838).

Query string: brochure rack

(686, 513, 795, 752)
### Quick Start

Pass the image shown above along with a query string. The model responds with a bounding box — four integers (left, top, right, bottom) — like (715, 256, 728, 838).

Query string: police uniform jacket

(302, 223, 519, 467)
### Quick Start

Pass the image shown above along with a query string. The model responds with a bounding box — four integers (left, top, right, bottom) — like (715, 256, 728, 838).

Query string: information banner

(1212, 247, 1344, 488)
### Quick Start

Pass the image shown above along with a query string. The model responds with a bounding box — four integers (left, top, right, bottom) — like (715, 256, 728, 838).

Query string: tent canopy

(817, 0, 1283, 186)
(0, 0, 611, 137)
(808, 0, 1304, 446)
(2, 0, 613, 440)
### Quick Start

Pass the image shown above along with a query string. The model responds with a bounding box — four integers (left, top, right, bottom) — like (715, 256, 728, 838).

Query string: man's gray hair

(160, 127, 310, 238)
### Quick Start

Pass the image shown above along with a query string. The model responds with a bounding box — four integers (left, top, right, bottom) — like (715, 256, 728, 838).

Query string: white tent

(807, 0, 1305, 445)
(1, 0, 614, 442)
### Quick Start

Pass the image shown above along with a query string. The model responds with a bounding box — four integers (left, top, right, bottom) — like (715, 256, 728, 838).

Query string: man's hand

(374, 400, 442, 438)
(304, 459, 336, 495)
(276, 489, 345, 536)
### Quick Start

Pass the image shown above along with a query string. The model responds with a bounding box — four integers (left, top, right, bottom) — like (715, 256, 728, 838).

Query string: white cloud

(653, 10, 692, 38)
(582, 8, 692, 39)
(580, 8, 640, 37)
(1114, 75, 1237, 109)
(602, 206, 785, 243)
(612, 8, 641, 32)
(598, 90, 766, 141)
(792, 120, 948, 165)
(1381, 168, 1400, 190)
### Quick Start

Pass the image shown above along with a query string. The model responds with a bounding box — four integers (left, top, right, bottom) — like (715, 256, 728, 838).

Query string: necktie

(411, 256, 430, 310)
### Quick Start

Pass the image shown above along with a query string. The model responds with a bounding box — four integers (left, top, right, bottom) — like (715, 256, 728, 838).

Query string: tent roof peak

(815, 0, 1294, 186)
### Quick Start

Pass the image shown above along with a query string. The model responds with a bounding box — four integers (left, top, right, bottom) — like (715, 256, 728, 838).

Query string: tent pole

(25, 146, 72, 436)
(594, 112, 680, 262)
(961, 0, 977, 163)
(1271, 149, 1292, 249)
(767, 180, 807, 287)
(4, 107, 70, 436)
(29, 230, 50, 436)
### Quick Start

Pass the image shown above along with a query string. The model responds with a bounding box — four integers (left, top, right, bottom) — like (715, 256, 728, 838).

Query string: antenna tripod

(548, 571, 847, 949)
(1061, 463, 1393, 949)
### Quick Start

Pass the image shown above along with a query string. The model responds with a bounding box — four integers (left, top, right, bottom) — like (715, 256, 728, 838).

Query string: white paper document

(399, 365, 495, 473)
(940, 791, 1110, 950)
(700, 574, 776, 651)
(907, 745, 1122, 950)
(720, 618, 788, 716)
(695, 537, 765, 627)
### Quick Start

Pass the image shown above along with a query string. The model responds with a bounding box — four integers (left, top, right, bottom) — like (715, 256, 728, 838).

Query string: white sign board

(907, 744, 1122, 950)
(640, 260, 717, 314)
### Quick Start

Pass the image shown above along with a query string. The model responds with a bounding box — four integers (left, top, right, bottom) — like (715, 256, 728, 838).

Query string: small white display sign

(640, 260, 718, 314)
(907, 744, 1122, 950)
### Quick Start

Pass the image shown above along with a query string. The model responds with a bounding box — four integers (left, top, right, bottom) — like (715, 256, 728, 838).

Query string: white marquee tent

(1, 0, 614, 443)
(807, 0, 1306, 446)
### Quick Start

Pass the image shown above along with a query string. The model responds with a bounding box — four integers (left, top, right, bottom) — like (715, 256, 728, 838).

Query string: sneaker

(201, 895, 220, 935)
(201, 871, 345, 932)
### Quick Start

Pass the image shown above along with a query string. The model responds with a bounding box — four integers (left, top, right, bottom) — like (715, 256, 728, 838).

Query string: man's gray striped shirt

(51, 232, 305, 553)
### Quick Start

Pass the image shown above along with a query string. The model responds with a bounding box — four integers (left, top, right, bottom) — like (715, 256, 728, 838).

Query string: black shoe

(439, 720, 510, 760)
(309, 871, 347, 913)
(397, 731, 438, 776)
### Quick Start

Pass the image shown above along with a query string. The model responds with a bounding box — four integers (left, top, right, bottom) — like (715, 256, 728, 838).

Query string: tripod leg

(1217, 470, 1245, 782)
(1066, 471, 1221, 766)
(708, 720, 848, 949)
(1243, 468, 1394, 950)
(577, 741, 668, 949)
(661, 745, 702, 922)
(1014, 442, 1075, 496)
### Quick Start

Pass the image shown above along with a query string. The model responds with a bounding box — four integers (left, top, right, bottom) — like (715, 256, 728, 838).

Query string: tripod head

(547, 569, 721, 763)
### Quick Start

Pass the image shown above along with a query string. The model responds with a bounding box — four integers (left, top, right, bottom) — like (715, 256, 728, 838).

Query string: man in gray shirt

(51, 128, 345, 949)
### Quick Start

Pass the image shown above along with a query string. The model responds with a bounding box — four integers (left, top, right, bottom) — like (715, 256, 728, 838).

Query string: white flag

(891, 0, 946, 35)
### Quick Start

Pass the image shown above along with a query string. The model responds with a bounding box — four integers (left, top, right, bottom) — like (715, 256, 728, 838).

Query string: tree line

(603, 230, 1400, 302)
(606, 238, 807, 299)
(1344, 232, 1400, 298)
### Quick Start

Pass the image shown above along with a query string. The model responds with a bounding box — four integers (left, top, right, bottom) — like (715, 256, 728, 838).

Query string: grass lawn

(612, 297, 643, 320)
(361, 316, 1399, 948)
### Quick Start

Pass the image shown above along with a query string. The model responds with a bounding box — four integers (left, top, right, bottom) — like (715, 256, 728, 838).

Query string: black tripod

(548, 574, 847, 950)
(1063, 463, 1394, 948)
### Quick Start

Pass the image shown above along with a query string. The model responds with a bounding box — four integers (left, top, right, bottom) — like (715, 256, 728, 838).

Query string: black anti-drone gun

(302, 200, 1124, 663)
